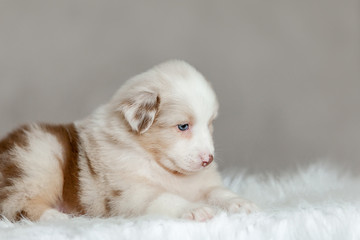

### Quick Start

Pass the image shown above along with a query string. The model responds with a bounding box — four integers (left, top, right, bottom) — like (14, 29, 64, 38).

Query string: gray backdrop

(1, 0, 359, 172)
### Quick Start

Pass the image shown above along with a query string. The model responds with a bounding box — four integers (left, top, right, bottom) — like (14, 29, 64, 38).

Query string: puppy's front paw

(225, 198, 259, 214)
(182, 205, 216, 222)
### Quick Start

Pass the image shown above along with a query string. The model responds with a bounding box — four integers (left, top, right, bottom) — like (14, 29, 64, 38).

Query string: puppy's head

(113, 60, 218, 175)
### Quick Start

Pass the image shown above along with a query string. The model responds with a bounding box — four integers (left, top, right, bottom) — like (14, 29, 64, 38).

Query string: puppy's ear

(118, 91, 160, 134)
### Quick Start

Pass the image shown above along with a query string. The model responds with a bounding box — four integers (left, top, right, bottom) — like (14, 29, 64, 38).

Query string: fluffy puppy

(0, 60, 258, 222)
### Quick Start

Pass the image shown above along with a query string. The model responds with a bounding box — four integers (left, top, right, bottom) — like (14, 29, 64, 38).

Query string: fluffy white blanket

(1, 163, 359, 240)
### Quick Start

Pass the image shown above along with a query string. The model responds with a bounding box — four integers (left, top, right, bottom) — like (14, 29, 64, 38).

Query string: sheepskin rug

(1, 162, 359, 240)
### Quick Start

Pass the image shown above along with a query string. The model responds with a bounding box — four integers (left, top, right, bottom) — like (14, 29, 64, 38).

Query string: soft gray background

(1, 0, 359, 172)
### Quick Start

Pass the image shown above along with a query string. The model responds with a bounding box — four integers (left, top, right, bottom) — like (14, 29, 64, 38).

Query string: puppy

(0, 60, 257, 222)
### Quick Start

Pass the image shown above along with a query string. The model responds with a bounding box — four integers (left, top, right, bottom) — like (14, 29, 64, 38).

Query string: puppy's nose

(201, 154, 214, 167)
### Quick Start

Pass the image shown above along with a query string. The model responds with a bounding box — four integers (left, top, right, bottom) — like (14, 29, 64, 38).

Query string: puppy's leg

(114, 184, 216, 221)
(205, 187, 259, 214)
(146, 192, 216, 221)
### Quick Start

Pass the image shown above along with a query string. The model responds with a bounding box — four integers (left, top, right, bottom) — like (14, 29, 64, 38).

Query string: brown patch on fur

(0, 161, 23, 189)
(0, 125, 30, 152)
(112, 190, 122, 197)
(41, 123, 85, 215)
(85, 151, 97, 178)
(134, 111, 144, 121)
(138, 115, 153, 133)
(140, 96, 160, 112)
(0, 125, 29, 202)
(0, 189, 9, 203)
(14, 210, 29, 221)
(120, 99, 135, 109)
(120, 93, 160, 134)
(137, 96, 161, 133)
(104, 198, 111, 216)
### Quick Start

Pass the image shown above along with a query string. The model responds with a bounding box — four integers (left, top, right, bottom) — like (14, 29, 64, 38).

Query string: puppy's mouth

(156, 156, 212, 176)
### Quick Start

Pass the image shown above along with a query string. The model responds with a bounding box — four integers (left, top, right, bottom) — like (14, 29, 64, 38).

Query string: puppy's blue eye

(177, 124, 189, 131)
